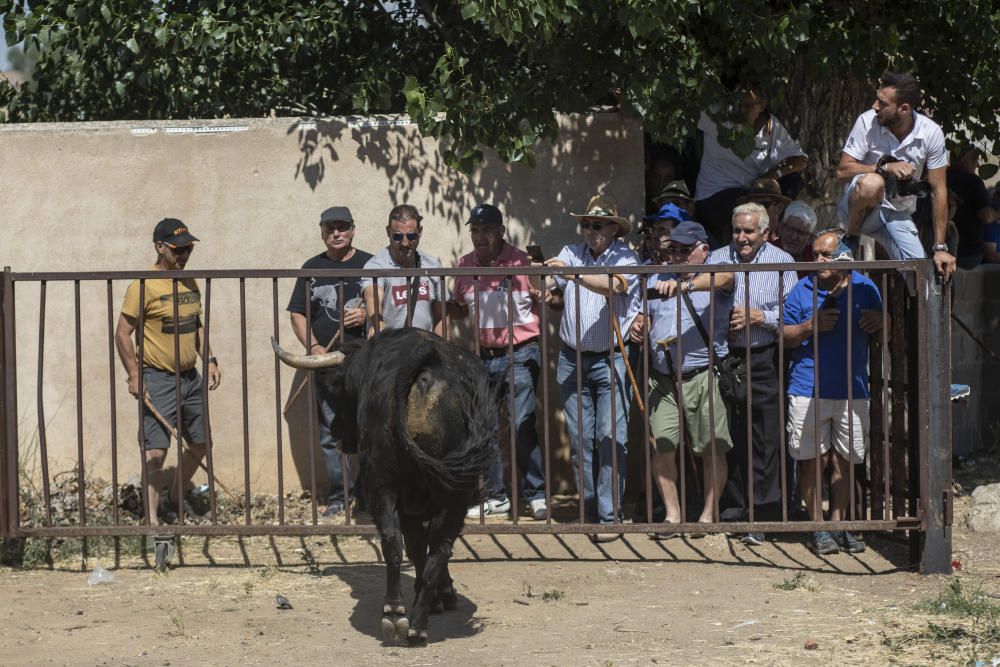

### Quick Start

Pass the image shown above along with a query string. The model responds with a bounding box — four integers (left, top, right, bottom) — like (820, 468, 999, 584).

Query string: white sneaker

(466, 497, 511, 518)
(529, 498, 548, 520)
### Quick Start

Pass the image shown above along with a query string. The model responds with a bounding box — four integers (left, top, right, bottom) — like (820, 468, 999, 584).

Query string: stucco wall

(0, 114, 644, 496)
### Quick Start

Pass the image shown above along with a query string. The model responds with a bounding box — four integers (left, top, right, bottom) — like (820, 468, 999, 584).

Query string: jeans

(316, 389, 357, 504)
(480, 342, 545, 503)
(838, 175, 926, 260)
(557, 347, 631, 524)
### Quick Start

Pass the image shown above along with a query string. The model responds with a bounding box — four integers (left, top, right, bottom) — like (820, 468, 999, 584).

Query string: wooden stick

(281, 329, 341, 415)
(143, 395, 241, 503)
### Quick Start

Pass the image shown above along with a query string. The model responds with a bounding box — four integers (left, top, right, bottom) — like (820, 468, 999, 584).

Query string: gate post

(0, 267, 13, 540)
(920, 268, 952, 574)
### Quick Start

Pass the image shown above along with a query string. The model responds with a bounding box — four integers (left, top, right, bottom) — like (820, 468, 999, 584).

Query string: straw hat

(736, 177, 792, 206)
(571, 195, 632, 236)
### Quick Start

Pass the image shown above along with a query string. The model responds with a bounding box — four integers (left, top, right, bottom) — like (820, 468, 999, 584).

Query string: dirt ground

(1, 487, 998, 666)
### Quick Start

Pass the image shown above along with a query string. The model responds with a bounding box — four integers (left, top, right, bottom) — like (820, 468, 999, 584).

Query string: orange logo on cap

(173, 227, 187, 236)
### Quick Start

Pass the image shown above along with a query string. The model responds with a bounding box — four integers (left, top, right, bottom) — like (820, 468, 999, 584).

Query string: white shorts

(786, 395, 870, 464)
(837, 174, 926, 260)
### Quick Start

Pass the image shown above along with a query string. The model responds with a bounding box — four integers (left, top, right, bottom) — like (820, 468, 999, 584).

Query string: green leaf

(125, 37, 140, 54)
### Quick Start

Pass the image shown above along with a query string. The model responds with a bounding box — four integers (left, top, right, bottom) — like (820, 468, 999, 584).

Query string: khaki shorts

(648, 368, 733, 456)
(786, 395, 869, 464)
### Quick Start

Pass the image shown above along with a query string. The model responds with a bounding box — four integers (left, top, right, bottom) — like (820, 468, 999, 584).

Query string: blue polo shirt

(783, 271, 882, 399)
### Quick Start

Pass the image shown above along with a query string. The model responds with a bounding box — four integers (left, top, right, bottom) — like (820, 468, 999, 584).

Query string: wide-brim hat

(736, 177, 791, 206)
(652, 179, 694, 205)
(571, 195, 632, 236)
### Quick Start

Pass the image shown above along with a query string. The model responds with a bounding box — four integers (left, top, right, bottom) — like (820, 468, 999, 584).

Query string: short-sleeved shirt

(451, 243, 540, 348)
(121, 270, 202, 373)
(695, 109, 807, 201)
(707, 242, 797, 349)
(286, 249, 373, 347)
(364, 247, 443, 332)
(842, 109, 948, 213)
(947, 167, 992, 258)
(645, 272, 733, 375)
(783, 271, 883, 399)
(551, 239, 640, 352)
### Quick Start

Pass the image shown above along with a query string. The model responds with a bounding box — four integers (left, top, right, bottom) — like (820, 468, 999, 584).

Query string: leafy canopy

(4, 1, 1000, 173)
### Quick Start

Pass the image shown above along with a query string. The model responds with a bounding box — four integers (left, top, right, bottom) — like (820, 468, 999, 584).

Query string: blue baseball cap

(667, 221, 709, 246)
(643, 202, 690, 224)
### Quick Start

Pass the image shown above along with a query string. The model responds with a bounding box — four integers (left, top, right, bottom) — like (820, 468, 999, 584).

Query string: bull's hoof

(440, 586, 458, 611)
(381, 605, 409, 642)
(407, 627, 428, 645)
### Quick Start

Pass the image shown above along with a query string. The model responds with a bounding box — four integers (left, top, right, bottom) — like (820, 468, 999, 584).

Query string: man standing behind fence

(114, 218, 221, 525)
(363, 204, 443, 335)
(448, 204, 547, 520)
(545, 195, 639, 542)
(780, 231, 883, 555)
(708, 203, 797, 546)
(632, 221, 734, 536)
(287, 206, 372, 517)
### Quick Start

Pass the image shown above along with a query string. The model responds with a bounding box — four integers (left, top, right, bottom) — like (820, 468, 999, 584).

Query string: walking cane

(610, 296, 702, 496)
(143, 395, 241, 503)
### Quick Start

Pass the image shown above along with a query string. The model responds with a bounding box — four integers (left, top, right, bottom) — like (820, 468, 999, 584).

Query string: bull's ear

(271, 337, 346, 369)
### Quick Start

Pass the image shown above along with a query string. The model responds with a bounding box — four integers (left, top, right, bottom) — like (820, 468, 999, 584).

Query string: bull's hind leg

(373, 491, 409, 642)
(400, 513, 428, 601)
(407, 506, 465, 644)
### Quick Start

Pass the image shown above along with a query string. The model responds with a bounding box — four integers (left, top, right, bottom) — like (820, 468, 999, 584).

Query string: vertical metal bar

(777, 275, 787, 523)
(472, 276, 485, 522)
(304, 280, 318, 524)
(642, 282, 653, 524)
(137, 280, 149, 525)
(272, 278, 285, 525)
(240, 278, 251, 526)
(74, 280, 86, 533)
(880, 272, 891, 520)
(507, 274, 518, 524)
(538, 273, 552, 524)
(846, 277, 855, 520)
(106, 281, 120, 528)
(607, 275, 620, 525)
(920, 269, 952, 574)
(201, 279, 218, 523)
(812, 277, 820, 525)
(574, 274, 585, 526)
(36, 281, 53, 525)
(707, 272, 718, 522)
(337, 280, 351, 526)
(744, 272, 754, 522)
(371, 277, 382, 335)
(171, 278, 184, 524)
(441, 271, 450, 342)
(674, 279, 686, 523)
(0, 268, 18, 538)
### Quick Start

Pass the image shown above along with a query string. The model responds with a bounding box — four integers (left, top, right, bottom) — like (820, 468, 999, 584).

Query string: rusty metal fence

(0, 261, 952, 573)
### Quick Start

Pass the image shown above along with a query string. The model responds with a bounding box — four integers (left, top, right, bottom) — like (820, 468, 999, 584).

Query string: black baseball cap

(466, 203, 503, 226)
(153, 218, 199, 247)
(319, 206, 354, 225)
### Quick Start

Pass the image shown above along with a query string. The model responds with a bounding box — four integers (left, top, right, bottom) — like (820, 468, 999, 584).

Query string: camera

(877, 156, 931, 199)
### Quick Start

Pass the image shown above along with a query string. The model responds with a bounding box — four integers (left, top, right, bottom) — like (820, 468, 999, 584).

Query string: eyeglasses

(167, 244, 194, 255)
(580, 220, 614, 231)
(391, 232, 420, 242)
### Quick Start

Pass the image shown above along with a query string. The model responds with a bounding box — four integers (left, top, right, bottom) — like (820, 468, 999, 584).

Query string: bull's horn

(271, 337, 345, 369)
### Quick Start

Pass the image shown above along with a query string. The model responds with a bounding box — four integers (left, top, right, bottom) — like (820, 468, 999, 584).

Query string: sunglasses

(579, 220, 615, 231)
(391, 232, 420, 242)
(167, 244, 194, 255)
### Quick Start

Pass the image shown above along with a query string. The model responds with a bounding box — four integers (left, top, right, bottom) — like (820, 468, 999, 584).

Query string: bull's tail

(391, 338, 498, 491)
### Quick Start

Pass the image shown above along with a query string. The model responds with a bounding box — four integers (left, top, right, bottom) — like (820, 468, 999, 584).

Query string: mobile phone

(526, 244, 545, 262)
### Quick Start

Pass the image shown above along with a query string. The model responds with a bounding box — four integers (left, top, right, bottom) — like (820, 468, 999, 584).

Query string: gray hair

(732, 202, 769, 234)
(782, 201, 818, 233)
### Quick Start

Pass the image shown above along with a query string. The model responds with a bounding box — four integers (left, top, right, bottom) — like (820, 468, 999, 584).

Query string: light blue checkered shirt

(552, 240, 640, 352)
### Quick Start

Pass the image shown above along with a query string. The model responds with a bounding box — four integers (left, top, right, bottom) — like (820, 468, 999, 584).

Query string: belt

(730, 343, 778, 354)
(562, 344, 619, 358)
(480, 339, 537, 358)
(654, 365, 710, 382)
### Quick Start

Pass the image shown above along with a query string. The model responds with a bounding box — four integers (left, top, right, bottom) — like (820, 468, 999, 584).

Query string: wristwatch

(682, 280, 695, 294)
(207, 356, 218, 365)
(932, 244, 950, 253)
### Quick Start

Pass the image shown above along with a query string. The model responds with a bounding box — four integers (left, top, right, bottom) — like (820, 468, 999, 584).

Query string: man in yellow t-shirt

(114, 218, 221, 525)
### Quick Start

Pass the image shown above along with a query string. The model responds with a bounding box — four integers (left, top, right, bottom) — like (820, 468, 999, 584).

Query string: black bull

(272, 328, 498, 644)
